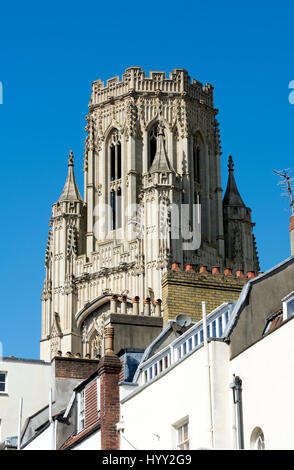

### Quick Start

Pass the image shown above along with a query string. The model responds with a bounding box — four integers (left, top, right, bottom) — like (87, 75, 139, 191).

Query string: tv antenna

(273, 169, 294, 214)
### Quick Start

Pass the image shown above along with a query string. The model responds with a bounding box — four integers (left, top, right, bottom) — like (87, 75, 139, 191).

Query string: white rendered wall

(72, 430, 100, 450)
(230, 317, 294, 450)
(0, 359, 51, 442)
(120, 341, 232, 450)
(23, 425, 53, 450)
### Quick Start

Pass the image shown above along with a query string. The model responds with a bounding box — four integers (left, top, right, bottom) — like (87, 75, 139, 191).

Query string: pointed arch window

(149, 125, 158, 168)
(109, 130, 122, 181)
(108, 129, 122, 230)
(192, 135, 201, 185)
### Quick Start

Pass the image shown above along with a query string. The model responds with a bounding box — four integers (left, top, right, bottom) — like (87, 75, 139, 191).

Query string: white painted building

(0, 357, 51, 446)
(119, 256, 294, 450)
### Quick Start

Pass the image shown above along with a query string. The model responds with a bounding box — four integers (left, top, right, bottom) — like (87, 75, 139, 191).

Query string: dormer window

(77, 390, 85, 433)
(282, 291, 294, 320)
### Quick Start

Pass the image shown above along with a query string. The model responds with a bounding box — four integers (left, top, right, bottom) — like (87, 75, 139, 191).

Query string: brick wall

(162, 270, 248, 323)
(54, 356, 100, 379)
(98, 354, 122, 450)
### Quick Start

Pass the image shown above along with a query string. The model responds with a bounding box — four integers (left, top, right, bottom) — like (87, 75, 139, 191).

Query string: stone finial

(68, 150, 74, 166)
(104, 325, 115, 355)
(228, 155, 234, 172)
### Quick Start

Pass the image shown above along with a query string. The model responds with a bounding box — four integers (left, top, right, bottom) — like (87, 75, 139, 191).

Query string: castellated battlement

(90, 67, 214, 107)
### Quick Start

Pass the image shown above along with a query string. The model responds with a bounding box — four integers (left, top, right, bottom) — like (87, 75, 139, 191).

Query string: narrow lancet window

(149, 125, 158, 168)
(108, 129, 122, 230)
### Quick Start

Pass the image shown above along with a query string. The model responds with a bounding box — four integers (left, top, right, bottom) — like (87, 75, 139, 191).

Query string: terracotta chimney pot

(154, 299, 162, 317)
(172, 262, 181, 271)
(247, 271, 255, 279)
(212, 266, 221, 275)
(132, 296, 140, 315)
(185, 263, 195, 272)
(199, 265, 208, 274)
(224, 268, 233, 276)
(236, 269, 245, 278)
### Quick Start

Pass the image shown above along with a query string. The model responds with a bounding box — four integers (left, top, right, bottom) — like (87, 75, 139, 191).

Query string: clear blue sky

(0, 0, 294, 359)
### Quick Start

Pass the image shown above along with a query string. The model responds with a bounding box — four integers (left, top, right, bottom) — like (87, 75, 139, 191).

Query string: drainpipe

(202, 301, 214, 448)
(17, 397, 23, 450)
(49, 388, 55, 450)
(230, 375, 244, 449)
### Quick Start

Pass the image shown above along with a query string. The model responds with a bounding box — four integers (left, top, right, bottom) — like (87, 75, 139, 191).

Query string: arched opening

(250, 427, 265, 450)
(108, 129, 122, 231)
(149, 124, 158, 168)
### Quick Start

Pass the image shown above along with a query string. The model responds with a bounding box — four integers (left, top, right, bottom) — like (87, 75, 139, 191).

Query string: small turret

(59, 150, 83, 202)
(223, 156, 245, 208)
(223, 155, 260, 274)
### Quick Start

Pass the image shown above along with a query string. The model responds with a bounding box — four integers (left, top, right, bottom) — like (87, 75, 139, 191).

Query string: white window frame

(97, 378, 100, 415)
(77, 389, 85, 433)
(0, 371, 7, 394)
(172, 417, 189, 450)
(282, 291, 294, 320)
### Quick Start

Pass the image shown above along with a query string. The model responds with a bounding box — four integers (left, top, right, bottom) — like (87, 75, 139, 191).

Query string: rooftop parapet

(89, 67, 214, 107)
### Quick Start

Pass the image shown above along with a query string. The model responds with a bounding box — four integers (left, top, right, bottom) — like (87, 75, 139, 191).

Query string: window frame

(173, 417, 189, 450)
(77, 389, 85, 433)
(108, 129, 122, 232)
(0, 371, 7, 394)
(282, 291, 294, 320)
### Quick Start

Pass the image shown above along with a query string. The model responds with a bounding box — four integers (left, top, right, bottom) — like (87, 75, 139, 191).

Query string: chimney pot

(236, 269, 245, 278)
(185, 263, 195, 272)
(199, 265, 208, 274)
(172, 262, 181, 271)
(212, 266, 221, 275)
(154, 299, 162, 317)
(104, 325, 115, 355)
(132, 296, 140, 315)
(224, 268, 233, 276)
(119, 295, 127, 314)
(247, 271, 255, 279)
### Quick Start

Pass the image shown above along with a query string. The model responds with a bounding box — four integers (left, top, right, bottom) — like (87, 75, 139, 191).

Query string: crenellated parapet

(89, 67, 214, 108)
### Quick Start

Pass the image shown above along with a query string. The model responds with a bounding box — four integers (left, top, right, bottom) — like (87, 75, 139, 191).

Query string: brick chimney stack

(98, 326, 122, 450)
(290, 214, 294, 255)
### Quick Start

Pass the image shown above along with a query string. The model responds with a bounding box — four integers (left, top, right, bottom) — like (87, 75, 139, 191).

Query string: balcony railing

(137, 302, 235, 385)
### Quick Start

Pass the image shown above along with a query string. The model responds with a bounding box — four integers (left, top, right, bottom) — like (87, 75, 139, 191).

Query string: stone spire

(150, 123, 173, 172)
(59, 151, 83, 202)
(223, 156, 245, 208)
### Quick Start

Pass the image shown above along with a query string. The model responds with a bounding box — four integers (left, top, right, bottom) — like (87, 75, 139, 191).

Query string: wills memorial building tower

(40, 67, 259, 361)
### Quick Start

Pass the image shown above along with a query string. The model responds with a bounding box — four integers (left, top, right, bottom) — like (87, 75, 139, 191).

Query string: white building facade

(0, 357, 51, 446)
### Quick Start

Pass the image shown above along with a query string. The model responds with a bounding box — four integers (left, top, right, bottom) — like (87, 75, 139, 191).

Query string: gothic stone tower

(40, 67, 259, 361)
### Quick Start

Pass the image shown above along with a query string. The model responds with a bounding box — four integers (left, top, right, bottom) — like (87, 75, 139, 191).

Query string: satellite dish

(175, 314, 192, 328)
